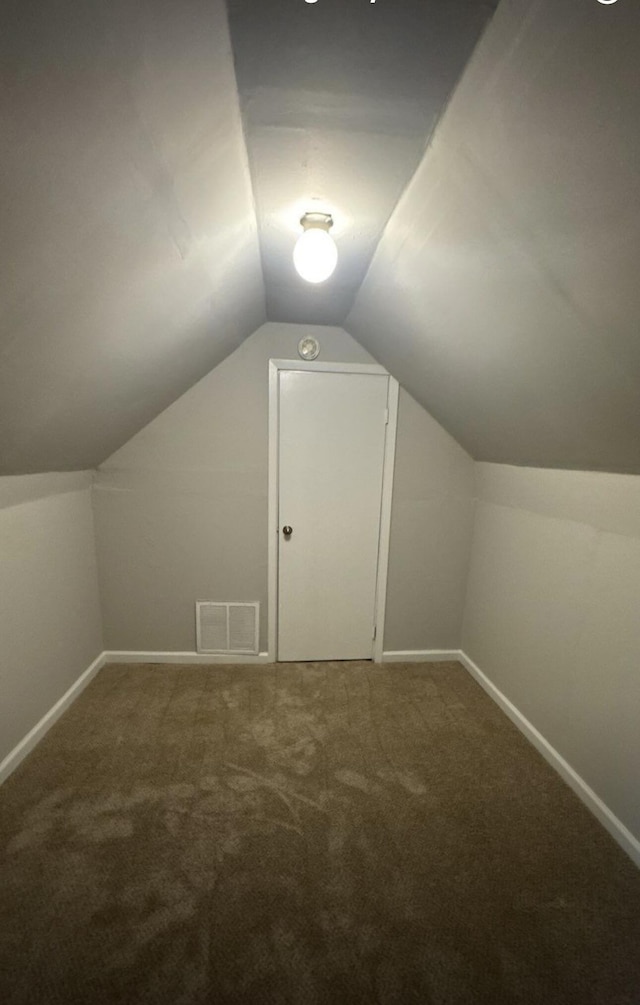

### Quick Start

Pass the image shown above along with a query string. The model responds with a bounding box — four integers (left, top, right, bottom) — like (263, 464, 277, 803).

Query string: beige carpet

(1, 661, 639, 1004)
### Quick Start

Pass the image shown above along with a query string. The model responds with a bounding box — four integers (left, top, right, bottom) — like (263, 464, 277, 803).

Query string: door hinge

(372, 624, 377, 641)
(384, 408, 389, 425)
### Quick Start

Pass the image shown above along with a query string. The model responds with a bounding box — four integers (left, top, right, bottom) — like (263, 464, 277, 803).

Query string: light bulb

(293, 226, 338, 284)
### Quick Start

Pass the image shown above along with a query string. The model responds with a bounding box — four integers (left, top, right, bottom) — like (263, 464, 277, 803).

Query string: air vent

(195, 602, 259, 655)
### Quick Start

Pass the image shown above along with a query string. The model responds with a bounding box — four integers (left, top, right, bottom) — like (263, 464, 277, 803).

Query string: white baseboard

(102, 650, 272, 665)
(0, 651, 107, 786)
(381, 649, 461, 663)
(458, 650, 640, 869)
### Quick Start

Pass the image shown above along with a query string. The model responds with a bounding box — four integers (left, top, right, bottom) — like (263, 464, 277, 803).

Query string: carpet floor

(1, 661, 639, 1004)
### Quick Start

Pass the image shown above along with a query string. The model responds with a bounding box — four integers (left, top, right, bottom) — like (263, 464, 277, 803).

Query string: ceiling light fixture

(293, 212, 338, 284)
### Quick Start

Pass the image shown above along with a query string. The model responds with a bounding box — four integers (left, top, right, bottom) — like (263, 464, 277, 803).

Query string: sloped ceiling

(226, 0, 497, 324)
(347, 0, 640, 473)
(2, 0, 640, 476)
(0, 0, 264, 474)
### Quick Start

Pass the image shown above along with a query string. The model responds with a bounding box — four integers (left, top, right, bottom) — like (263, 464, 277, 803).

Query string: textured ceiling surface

(227, 0, 497, 325)
(2, 0, 640, 475)
(0, 0, 264, 474)
(347, 0, 640, 472)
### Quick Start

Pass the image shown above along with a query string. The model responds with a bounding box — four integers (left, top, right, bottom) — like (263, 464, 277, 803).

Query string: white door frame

(267, 359, 399, 663)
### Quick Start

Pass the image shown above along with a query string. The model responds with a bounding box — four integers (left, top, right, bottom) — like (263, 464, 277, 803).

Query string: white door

(277, 369, 390, 661)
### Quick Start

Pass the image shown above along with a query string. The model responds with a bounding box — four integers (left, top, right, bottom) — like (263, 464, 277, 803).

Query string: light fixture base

(300, 212, 333, 232)
(298, 336, 320, 361)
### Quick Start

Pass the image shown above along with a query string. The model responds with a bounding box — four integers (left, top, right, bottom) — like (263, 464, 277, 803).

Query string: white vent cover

(195, 602, 259, 655)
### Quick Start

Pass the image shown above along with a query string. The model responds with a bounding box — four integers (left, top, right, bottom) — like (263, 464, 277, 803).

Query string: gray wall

(0, 473, 104, 764)
(93, 322, 474, 653)
(462, 463, 640, 845)
(385, 392, 474, 651)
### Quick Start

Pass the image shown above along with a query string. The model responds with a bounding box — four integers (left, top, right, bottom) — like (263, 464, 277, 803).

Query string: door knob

(282, 526, 293, 538)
